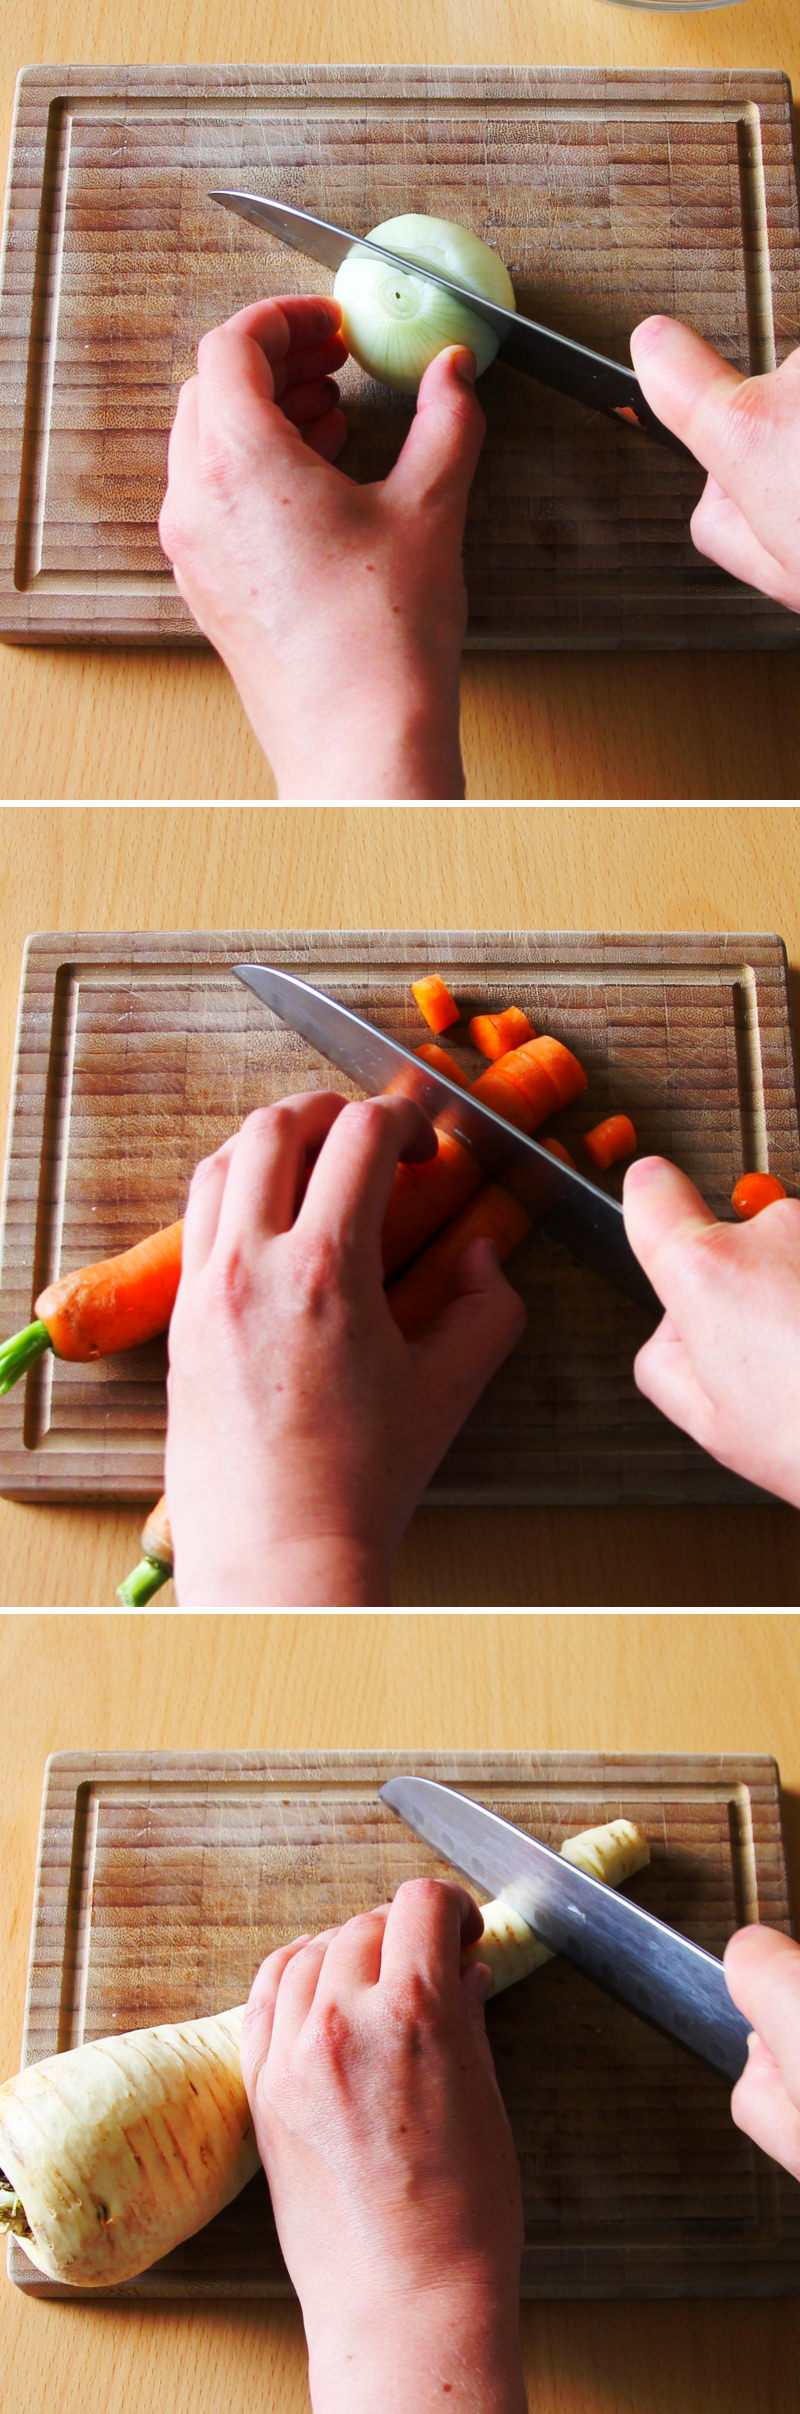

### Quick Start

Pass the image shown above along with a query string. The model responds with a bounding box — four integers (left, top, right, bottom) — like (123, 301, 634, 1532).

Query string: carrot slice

(541, 1137, 578, 1171)
(582, 1115, 637, 1172)
(469, 1008, 536, 1060)
(528, 1034, 590, 1111)
(381, 1129, 482, 1277)
(387, 1184, 532, 1339)
(472, 1036, 587, 1137)
(411, 976, 459, 1035)
(415, 1043, 468, 1088)
(731, 1171, 788, 1220)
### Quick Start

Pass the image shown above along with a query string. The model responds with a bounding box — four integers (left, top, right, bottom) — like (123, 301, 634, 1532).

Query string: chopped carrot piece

(540, 1138, 578, 1171)
(469, 1008, 536, 1061)
(387, 1184, 532, 1339)
(472, 1037, 587, 1137)
(415, 1043, 468, 1088)
(382, 1129, 482, 1278)
(731, 1171, 788, 1220)
(582, 1115, 637, 1172)
(411, 976, 459, 1034)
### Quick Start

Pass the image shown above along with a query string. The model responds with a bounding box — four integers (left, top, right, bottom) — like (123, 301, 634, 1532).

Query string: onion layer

(333, 213, 516, 395)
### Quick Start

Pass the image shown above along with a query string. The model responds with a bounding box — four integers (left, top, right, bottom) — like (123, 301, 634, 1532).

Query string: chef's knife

(210, 190, 692, 459)
(232, 963, 660, 1315)
(380, 1776, 752, 2082)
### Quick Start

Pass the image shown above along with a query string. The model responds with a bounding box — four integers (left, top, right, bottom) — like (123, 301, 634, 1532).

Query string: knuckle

(289, 1227, 341, 1315)
(207, 1244, 253, 1321)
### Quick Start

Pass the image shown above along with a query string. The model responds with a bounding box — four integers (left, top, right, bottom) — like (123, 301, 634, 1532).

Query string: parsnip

(0, 1817, 648, 2287)
(464, 1819, 649, 1994)
(0, 2005, 256, 2286)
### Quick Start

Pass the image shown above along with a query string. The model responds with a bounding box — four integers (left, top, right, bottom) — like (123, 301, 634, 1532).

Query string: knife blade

(210, 190, 692, 458)
(380, 1776, 752, 2082)
(232, 962, 660, 1314)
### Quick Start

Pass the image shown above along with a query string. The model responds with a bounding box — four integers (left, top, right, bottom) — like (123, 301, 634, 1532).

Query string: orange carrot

(415, 1043, 468, 1088)
(541, 1137, 578, 1170)
(731, 1171, 788, 1220)
(469, 1008, 536, 1060)
(117, 1495, 174, 1607)
(0, 1223, 184, 1393)
(382, 1129, 482, 1276)
(387, 1185, 533, 1338)
(411, 976, 459, 1034)
(582, 1115, 637, 1172)
(472, 1036, 587, 1136)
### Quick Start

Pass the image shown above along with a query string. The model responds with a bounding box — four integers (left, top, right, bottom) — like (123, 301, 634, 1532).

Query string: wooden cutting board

(8, 1748, 799, 2300)
(1, 927, 799, 1507)
(2, 65, 800, 649)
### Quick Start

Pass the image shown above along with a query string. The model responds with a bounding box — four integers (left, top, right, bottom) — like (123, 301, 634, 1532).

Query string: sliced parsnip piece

(0, 2004, 256, 2286)
(463, 1818, 649, 1996)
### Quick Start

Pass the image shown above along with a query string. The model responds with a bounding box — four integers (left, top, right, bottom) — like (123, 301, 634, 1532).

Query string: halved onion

(333, 213, 516, 395)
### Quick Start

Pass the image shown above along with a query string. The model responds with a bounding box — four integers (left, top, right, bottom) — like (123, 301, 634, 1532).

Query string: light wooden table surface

(1, 801, 799, 1609)
(1, 4, 799, 802)
(1, 1609, 799, 2414)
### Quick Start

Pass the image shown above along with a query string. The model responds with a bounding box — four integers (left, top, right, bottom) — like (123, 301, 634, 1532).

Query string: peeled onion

(333, 213, 516, 395)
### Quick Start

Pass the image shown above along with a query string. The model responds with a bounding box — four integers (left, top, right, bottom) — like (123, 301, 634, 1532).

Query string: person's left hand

(725, 1926, 800, 2180)
(165, 1090, 526, 1605)
(158, 296, 485, 798)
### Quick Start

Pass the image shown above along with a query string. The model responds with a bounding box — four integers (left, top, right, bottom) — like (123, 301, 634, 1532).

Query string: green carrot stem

(0, 1319, 52, 1393)
(116, 1554, 171, 1608)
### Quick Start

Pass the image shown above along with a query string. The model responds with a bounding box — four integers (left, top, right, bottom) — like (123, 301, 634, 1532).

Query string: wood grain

(1, 65, 799, 652)
(3, 1612, 800, 2410)
(8, 1744, 798, 2300)
(1, 924, 798, 1512)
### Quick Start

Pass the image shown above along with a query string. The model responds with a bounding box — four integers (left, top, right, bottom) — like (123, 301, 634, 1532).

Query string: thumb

(622, 1156, 721, 1320)
(630, 316, 751, 480)
(388, 344, 486, 524)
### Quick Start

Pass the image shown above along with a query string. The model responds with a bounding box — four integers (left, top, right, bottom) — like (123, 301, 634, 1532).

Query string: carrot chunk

(387, 1184, 532, 1339)
(731, 1171, 788, 1220)
(415, 1043, 468, 1088)
(582, 1115, 637, 1172)
(540, 1138, 578, 1171)
(472, 1036, 587, 1137)
(411, 975, 459, 1034)
(469, 1008, 536, 1060)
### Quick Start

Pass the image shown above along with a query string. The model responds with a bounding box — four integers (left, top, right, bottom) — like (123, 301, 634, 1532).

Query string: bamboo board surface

(1, 927, 799, 1508)
(2, 65, 800, 649)
(8, 1747, 799, 2301)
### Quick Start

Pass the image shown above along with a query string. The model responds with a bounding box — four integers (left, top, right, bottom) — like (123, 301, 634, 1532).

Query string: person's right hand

(630, 317, 800, 614)
(725, 1927, 800, 2181)
(622, 1157, 800, 1506)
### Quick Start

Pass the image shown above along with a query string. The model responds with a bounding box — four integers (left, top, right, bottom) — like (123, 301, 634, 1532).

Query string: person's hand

(630, 316, 800, 614)
(165, 1090, 525, 1605)
(725, 1927, 800, 2181)
(622, 1157, 800, 1506)
(240, 1880, 527, 2414)
(158, 296, 485, 798)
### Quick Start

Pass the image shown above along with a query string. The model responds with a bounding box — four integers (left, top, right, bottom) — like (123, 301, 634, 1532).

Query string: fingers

(724, 1927, 800, 2098)
(212, 1093, 348, 1252)
(311, 1907, 391, 2004)
(631, 1312, 718, 1451)
(622, 1157, 722, 1319)
(730, 2042, 800, 2180)
(304, 406, 350, 463)
(630, 319, 800, 582)
(240, 1933, 317, 2089)
(387, 345, 486, 525)
(280, 375, 342, 431)
(411, 1237, 527, 1425)
(379, 1878, 485, 1996)
(180, 1136, 238, 1274)
(297, 1095, 437, 1263)
(194, 295, 343, 460)
(689, 478, 795, 611)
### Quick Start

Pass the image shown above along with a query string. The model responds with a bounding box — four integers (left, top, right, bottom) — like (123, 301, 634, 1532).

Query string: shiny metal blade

(232, 963, 659, 1314)
(380, 1777, 751, 2082)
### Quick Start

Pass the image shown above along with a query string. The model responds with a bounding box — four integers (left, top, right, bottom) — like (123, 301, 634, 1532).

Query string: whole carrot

(0, 1224, 184, 1394)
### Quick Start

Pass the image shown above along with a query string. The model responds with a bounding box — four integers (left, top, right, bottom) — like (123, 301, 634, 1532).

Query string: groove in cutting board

(8, 1749, 799, 2300)
(2, 67, 800, 645)
(1, 929, 798, 1504)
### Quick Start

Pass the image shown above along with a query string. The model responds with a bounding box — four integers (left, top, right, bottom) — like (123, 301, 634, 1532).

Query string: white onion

(333, 213, 516, 395)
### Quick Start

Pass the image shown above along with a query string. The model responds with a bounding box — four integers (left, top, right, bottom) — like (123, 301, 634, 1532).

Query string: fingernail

(623, 1155, 671, 1191)
(453, 348, 477, 386)
(630, 315, 673, 356)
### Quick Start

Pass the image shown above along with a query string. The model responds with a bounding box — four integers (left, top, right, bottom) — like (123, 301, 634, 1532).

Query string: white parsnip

(462, 1819, 650, 1994)
(0, 2005, 256, 2286)
(0, 1817, 649, 2287)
